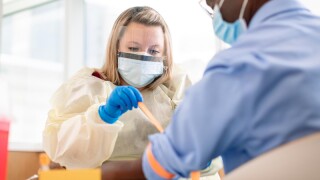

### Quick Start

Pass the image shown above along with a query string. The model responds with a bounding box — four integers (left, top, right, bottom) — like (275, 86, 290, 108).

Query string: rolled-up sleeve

(142, 57, 258, 178)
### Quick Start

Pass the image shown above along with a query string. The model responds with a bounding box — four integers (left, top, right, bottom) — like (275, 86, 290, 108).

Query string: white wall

(302, 1, 320, 15)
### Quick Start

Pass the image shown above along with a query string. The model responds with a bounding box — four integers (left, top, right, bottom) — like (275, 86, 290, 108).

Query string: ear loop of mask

(218, 0, 225, 8)
(239, 0, 249, 19)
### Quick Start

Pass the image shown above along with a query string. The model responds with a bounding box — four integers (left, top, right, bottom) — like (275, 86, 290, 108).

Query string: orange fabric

(146, 144, 174, 179)
(190, 171, 200, 180)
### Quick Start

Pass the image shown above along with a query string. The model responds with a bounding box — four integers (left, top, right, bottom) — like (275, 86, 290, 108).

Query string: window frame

(3, 0, 56, 17)
(2, 0, 86, 80)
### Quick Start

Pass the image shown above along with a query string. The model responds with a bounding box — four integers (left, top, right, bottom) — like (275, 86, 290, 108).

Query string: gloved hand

(98, 86, 143, 124)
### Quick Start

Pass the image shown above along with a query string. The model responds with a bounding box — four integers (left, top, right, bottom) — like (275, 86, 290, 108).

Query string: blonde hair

(101, 6, 173, 90)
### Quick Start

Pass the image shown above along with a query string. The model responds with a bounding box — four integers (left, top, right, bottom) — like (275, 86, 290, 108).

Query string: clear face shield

(116, 25, 168, 88)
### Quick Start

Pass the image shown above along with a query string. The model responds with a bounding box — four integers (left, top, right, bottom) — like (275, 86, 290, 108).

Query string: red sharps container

(0, 117, 10, 180)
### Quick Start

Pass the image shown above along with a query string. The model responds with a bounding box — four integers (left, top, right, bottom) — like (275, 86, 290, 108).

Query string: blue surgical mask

(213, 0, 248, 44)
(117, 52, 164, 88)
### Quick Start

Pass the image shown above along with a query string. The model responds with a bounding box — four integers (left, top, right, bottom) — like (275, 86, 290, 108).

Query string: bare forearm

(101, 158, 146, 180)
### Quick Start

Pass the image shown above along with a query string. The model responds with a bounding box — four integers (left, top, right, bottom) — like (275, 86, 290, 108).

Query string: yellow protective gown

(43, 66, 192, 169)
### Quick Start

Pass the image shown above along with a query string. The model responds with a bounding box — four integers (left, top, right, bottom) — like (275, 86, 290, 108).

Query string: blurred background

(0, 0, 319, 156)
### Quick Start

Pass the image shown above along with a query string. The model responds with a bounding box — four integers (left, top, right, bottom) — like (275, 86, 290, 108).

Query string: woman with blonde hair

(43, 6, 190, 168)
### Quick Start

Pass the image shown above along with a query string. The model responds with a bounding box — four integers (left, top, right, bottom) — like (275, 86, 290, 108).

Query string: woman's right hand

(98, 86, 143, 124)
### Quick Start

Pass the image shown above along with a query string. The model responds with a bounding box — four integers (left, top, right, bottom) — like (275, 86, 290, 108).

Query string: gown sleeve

(42, 68, 123, 169)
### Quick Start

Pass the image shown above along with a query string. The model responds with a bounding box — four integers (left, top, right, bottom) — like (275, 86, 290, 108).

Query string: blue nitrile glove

(98, 86, 143, 124)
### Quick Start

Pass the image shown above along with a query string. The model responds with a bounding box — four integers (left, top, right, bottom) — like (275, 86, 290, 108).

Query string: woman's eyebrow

(126, 42, 162, 48)
(150, 44, 160, 48)
(127, 41, 141, 46)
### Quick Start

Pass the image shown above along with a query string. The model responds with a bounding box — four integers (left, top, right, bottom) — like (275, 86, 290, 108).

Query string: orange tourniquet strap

(190, 171, 200, 180)
(146, 144, 174, 179)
